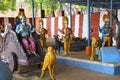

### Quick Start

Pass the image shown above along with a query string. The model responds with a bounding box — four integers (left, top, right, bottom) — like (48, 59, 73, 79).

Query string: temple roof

(58, 0, 120, 9)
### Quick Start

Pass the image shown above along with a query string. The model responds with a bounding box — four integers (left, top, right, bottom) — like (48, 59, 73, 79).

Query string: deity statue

(36, 19, 47, 49)
(59, 16, 72, 55)
(15, 9, 37, 56)
(99, 14, 113, 46)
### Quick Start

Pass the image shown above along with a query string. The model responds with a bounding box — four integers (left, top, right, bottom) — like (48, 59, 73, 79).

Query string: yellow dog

(40, 46, 56, 80)
(90, 37, 101, 61)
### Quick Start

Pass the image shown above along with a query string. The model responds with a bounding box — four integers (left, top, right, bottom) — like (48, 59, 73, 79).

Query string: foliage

(72, 5, 87, 11)
(0, 0, 16, 12)
(24, 0, 60, 16)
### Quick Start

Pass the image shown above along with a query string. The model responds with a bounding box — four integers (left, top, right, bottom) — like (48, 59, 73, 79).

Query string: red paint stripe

(79, 14, 84, 38)
(54, 17, 58, 35)
(34, 18, 37, 27)
(29, 18, 32, 25)
(35, 18, 39, 28)
(29, 18, 36, 27)
(90, 12, 100, 37)
(112, 20, 116, 37)
(8, 17, 15, 26)
(0, 17, 4, 26)
(46, 18, 51, 37)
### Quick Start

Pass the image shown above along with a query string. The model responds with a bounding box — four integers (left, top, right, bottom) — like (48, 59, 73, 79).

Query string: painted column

(20, 0, 22, 8)
(40, 2, 42, 19)
(32, 0, 34, 27)
(87, 0, 91, 46)
(60, 2, 63, 11)
(86, 0, 91, 56)
(110, 0, 113, 27)
(70, 0, 72, 28)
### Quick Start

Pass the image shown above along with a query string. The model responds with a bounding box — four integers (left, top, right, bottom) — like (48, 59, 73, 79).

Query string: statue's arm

(15, 25, 22, 34)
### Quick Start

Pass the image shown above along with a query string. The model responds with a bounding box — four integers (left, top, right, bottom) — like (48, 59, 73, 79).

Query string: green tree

(24, 0, 60, 17)
(0, 0, 16, 12)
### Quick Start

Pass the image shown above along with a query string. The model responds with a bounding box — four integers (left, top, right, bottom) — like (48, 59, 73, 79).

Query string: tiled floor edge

(56, 56, 120, 75)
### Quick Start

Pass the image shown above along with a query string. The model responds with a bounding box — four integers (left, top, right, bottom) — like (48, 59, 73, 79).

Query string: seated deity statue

(15, 9, 37, 56)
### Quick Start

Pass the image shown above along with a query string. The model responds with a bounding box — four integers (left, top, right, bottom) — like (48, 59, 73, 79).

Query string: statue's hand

(18, 29, 22, 33)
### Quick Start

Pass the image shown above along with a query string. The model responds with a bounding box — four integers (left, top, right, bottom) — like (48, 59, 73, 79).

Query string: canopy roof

(58, 0, 120, 9)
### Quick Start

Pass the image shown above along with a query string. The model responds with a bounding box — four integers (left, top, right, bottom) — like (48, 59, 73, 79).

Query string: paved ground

(13, 63, 120, 80)
(13, 38, 120, 80)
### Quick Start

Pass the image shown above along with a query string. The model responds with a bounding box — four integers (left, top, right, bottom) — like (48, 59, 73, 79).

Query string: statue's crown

(18, 8, 26, 18)
(63, 16, 68, 23)
(103, 14, 110, 22)
(39, 19, 43, 25)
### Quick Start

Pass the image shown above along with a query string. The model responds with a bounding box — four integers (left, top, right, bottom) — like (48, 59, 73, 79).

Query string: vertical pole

(32, 0, 34, 27)
(60, 2, 63, 11)
(20, 0, 22, 8)
(87, 0, 90, 46)
(40, 2, 42, 19)
(91, 4, 93, 12)
(70, 0, 72, 29)
(110, 0, 113, 27)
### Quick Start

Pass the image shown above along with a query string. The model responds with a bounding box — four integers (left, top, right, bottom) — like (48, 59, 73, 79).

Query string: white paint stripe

(118, 9, 120, 21)
(82, 14, 88, 38)
(74, 15, 80, 37)
(58, 17, 63, 39)
(4, 17, 9, 26)
(51, 18, 55, 37)
(99, 11, 108, 38)
(67, 15, 70, 28)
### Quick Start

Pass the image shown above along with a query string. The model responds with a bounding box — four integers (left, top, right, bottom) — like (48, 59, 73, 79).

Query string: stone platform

(56, 54, 120, 75)
(47, 38, 120, 75)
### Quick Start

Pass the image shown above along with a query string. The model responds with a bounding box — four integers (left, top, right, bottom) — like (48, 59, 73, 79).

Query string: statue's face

(39, 23, 43, 28)
(64, 23, 68, 28)
(21, 18, 26, 25)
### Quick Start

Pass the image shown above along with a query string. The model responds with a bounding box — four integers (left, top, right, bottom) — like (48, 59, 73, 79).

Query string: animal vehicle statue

(90, 37, 102, 61)
(0, 24, 45, 72)
(40, 46, 56, 80)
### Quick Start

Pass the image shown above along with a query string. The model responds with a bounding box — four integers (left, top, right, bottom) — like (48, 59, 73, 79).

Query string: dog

(53, 35, 63, 54)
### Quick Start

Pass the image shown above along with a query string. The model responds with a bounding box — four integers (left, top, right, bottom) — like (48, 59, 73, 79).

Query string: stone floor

(13, 38, 120, 80)
(13, 63, 120, 80)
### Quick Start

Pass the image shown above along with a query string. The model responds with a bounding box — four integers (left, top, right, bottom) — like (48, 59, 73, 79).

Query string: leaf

(0, 0, 16, 12)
